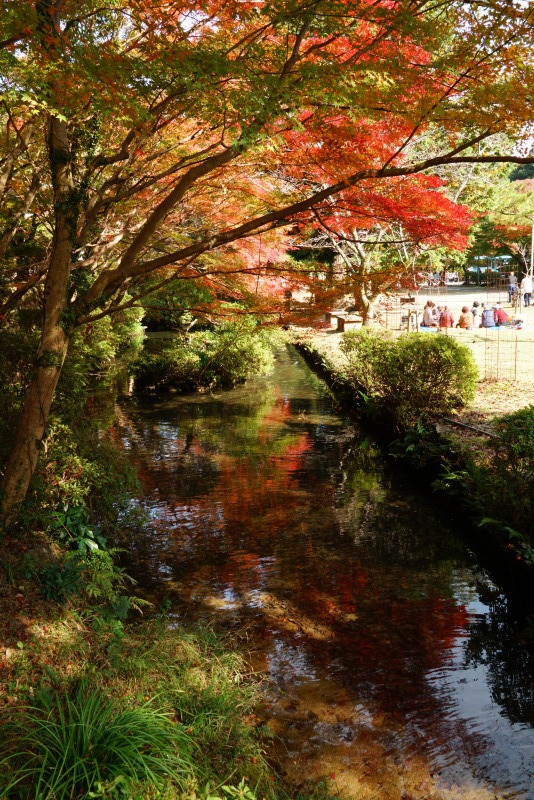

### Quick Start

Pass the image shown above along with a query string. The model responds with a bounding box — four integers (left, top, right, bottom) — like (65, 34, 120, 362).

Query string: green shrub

(198, 325, 276, 387)
(340, 329, 478, 431)
(133, 343, 202, 391)
(468, 405, 534, 540)
(133, 322, 279, 392)
(495, 404, 534, 469)
(32, 503, 148, 614)
(20, 420, 139, 533)
(0, 682, 195, 799)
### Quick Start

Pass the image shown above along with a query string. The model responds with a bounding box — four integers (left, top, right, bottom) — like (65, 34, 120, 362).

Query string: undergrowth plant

(106, 622, 273, 793)
(0, 308, 142, 536)
(0, 614, 282, 800)
(28, 502, 149, 616)
(0, 681, 195, 800)
(340, 329, 478, 432)
(451, 405, 534, 545)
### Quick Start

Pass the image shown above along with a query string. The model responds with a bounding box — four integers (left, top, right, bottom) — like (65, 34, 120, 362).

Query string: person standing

(508, 271, 518, 303)
(521, 273, 533, 308)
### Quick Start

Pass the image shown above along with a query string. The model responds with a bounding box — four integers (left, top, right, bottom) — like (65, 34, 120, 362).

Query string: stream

(116, 344, 534, 800)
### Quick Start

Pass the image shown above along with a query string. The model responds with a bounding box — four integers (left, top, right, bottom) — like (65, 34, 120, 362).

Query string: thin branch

(78, 254, 200, 324)
(0, 262, 48, 318)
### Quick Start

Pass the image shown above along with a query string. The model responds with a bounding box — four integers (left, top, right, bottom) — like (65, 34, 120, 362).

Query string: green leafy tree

(2, 0, 534, 520)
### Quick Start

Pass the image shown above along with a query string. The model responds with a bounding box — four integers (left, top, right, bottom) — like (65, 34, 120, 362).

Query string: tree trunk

(354, 283, 376, 325)
(1, 113, 76, 524)
(1, 331, 70, 522)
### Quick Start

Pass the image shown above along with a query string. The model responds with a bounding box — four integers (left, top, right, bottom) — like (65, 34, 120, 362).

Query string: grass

(0, 681, 196, 799)
(0, 528, 286, 800)
(0, 578, 300, 800)
(103, 621, 274, 792)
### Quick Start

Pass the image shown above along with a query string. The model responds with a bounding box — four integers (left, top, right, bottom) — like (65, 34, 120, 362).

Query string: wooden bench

(325, 312, 363, 331)
(334, 315, 362, 332)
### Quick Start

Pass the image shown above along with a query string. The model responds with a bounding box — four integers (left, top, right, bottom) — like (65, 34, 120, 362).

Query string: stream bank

(4, 333, 534, 800)
(115, 343, 534, 800)
(292, 329, 534, 607)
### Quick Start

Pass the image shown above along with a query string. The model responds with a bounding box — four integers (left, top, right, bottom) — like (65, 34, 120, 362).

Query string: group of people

(422, 301, 461, 329)
(471, 301, 511, 328)
(422, 300, 514, 330)
(418, 269, 534, 331)
(508, 271, 532, 307)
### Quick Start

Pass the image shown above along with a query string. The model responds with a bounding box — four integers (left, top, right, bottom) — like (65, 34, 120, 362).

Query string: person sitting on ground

(422, 300, 437, 327)
(471, 300, 480, 323)
(494, 303, 508, 326)
(439, 305, 454, 328)
(456, 306, 474, 329)
(481, 304, 496, 327)
(434, 305, 443, 324)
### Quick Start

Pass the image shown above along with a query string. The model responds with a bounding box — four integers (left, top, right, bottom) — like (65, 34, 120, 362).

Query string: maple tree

(292, 172, 473, 321)
(2, 0, 534, 520)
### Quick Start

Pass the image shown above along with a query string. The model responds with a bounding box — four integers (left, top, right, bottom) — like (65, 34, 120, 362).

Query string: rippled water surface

(117, 345, 534, 799)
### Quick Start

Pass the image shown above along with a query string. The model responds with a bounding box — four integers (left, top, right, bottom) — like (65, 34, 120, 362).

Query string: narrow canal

(117, 345, 534, 800)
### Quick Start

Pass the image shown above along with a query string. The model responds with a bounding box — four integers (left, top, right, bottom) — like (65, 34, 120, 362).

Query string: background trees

(467, 175, 534, 272)
(292, 173, 473, 321)
(2, 0, 534, 519)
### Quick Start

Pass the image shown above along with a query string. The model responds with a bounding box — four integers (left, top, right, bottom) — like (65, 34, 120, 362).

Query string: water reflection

(115, 345, 534, 799)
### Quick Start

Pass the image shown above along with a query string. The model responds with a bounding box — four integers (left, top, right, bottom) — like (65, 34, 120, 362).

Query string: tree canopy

(2, 0, 534, 519)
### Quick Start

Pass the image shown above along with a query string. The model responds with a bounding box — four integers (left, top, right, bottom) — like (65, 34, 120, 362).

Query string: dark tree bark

(1, 112, 76, 523)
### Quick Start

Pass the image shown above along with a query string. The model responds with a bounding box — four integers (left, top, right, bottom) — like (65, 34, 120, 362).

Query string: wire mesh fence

(371, 278, 534, 384)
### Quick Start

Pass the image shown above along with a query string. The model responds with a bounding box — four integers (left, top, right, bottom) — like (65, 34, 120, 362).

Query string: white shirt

(423, 307, 435, 326)
(521, 275, 533, 294)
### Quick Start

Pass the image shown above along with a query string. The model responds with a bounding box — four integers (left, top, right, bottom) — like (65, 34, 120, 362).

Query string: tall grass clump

(0, 611, 285, 800)
(0, 681, 195, 800)
(106, 622, 272, 792)
(340, 328, 478, 432)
